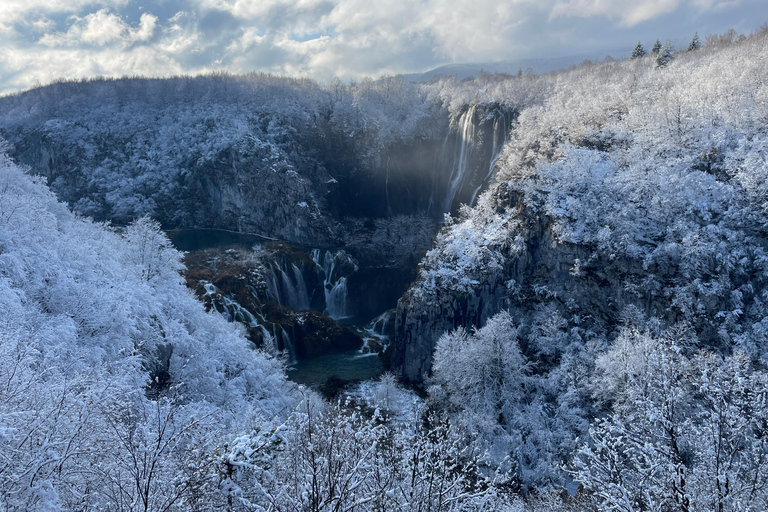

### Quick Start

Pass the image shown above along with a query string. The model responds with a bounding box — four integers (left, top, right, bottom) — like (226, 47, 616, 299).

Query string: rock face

(392, 182, 720, 383)
(0, 78, 514, 253)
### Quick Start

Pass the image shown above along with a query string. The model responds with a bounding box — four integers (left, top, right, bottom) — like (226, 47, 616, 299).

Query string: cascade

(265, 259, 311, 311)
(359, 310, 393, 353)
(442, 105, 478, 213)
(369, 310, 393, 337)
(311, 249, 357, 319)
(281, 327, 296, 364)
(203, 282, 260, 328)
(271, 324, 296, 364)
(326, 277, 349, 319)
(265, 268, 282, 304)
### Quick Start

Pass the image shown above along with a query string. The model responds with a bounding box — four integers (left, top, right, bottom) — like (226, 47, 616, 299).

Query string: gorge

(4, 28, 768, 510)
(0, 78, 514, 387)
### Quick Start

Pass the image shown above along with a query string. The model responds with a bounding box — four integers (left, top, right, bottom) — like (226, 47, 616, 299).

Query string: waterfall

(271, 324, 296, 363)
(469, 113, 507, 207)
(442, 105, 477, 213)
(369, 310, 393, 337)
(281, 327, 296, 364)
(265, 268, 282, 304)
(202, 282, 260, 328)
(265, 260, 310, 310)
(289, 263, 310, 310)
(359, 310, 393, 354)
(326, 277, 349, 319)
(311, 249, 357, 320)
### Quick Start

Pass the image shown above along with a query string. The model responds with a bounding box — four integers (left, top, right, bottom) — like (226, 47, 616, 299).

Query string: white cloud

(0, 0, 764, 95)
(38, 10, 157, 47)
(131, 13, 159, 43)
(0, 0, 128, 30)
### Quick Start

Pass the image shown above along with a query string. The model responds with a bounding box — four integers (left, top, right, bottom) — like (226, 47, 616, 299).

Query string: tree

(651, 39, 662, 54)
(574, 328, 694, 512)
(218, 392, 494, 511)
(631, 42, 646, 59)
(122, 216, 185, 285)
(687, 32, 701, 51)
(576, 327, 768, 512)
(656, 41, 674, 68)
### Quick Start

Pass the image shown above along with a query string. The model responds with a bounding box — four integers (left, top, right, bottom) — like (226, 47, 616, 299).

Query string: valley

(2, 27, 768, 511)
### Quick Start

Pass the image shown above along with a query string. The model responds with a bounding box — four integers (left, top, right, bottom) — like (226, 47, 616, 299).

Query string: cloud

(0, 0, 764, 95)
(550, 0, 679, 26)
(550, 0, 752, 26)
(38, 10, 158, 47)
(0, 0, 129, 31)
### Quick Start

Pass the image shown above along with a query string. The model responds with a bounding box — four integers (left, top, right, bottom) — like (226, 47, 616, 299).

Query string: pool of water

(287, 351, 384, 387)
(167, 228, 273, 252)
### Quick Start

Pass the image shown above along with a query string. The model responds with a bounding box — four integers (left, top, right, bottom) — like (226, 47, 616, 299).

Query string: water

(310, 249, 357, 319)
(167, 228, 272, 251)
(170, 228, 384, 385)
(288, 351, 384, 387)
(442, 105, 477, 213)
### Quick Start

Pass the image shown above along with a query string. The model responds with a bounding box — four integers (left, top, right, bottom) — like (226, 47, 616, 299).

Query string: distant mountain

(403, 49, 630, 82)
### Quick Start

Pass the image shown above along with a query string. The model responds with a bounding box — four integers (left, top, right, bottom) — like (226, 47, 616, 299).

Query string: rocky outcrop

(392, 183, 702, 383)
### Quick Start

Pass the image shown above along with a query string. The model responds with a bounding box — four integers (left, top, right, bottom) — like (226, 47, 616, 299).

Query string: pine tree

(688, 32, 701, 51)
(651, 39, 662, 55)
(656, 41, 673, 68)
(631, 41, 646, 59)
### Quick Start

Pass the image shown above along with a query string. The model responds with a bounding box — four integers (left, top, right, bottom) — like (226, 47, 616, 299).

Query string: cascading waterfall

(359, 310, 393, 353)
(281, 327, 296, 364)
(369, 310, 393, 337)
(311, 249, 357, 319)
(265, 260, 310, 311)
(442, 104, 478, 213)
(270, 324, 296, 364)
(203, 281, 277, 355)
(203, 282, 260, 328)
(326, 277, 349, 319)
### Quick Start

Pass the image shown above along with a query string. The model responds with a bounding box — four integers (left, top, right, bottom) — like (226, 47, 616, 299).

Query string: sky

(0, 0, 765, 95)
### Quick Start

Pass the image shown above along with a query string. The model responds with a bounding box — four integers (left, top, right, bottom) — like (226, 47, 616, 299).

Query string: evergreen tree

(651, 39, 662, 54)
(688, 32, 701, 51)
(656, 41, 673, 68)
(631, 41, 646, 59)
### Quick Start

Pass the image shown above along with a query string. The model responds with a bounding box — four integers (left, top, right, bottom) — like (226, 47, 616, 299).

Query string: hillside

(0, 148, 294, 509)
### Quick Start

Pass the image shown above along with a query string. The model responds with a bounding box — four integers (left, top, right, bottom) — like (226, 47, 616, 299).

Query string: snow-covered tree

(631, 42, 646, 59)
(688, 32, 701, 51)
(656, 41, 674, 67)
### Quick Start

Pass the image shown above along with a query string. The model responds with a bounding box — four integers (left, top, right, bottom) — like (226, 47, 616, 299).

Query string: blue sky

(0, 0, 765, 95)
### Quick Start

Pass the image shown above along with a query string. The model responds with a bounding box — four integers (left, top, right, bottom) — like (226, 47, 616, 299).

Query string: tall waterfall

(442, 104, 478, 213)
(311, 249, 357, 320)
(469, 113, 507, 206)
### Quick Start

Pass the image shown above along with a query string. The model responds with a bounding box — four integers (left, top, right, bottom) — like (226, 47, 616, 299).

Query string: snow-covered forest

(2, 24, 768, 511)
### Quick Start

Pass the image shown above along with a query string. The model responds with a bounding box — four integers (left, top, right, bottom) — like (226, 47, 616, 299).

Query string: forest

(1, 25, 768, 511)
